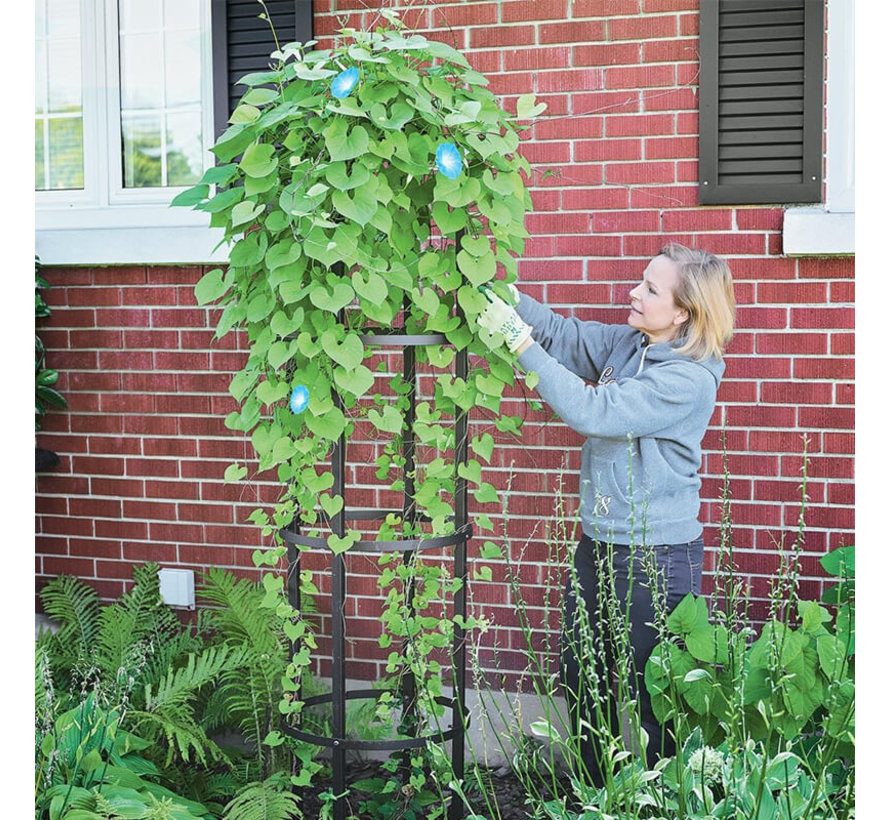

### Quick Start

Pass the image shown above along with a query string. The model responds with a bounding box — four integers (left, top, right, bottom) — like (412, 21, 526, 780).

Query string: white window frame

(35, 0, 227, 265)
(783, 0, 855, 256)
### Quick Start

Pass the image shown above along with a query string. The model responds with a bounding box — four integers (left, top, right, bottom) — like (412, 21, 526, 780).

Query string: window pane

(120, 32, 163, 110)
(166, 111, 203, 186)
(165, 30, 202, 108)
(46, 0, 80, 38)
(118, 0, 161, 33)
(164, 0, 200, 30)
(47, 37, 82, 113)
(118, 0, 205, 189)
(122, 113, 163, 188)
(36, 0, 83, 192)
(35, 39, 46, 115)
(36, 121, 46, 190)
(48, 118, 84, 190)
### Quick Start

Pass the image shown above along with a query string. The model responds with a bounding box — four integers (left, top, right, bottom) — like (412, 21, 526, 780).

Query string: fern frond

(133, 644, 250, 766)
(38, 574, 101, 672)
(222, 776, 303, 820)
(199, 568, 286, 657)
(96, 563, 174, 679)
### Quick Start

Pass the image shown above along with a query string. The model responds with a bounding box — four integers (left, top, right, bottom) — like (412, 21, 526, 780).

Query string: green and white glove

(476, 287, 533, 352)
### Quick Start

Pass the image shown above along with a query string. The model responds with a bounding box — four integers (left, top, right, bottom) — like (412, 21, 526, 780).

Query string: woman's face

(627, 255, 689, 343)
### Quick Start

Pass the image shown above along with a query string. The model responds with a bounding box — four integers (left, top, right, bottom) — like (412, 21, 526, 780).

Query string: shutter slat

(721, 39, 804, 57)
(719, 98, 804, 116)
(720, 143, 804, 160)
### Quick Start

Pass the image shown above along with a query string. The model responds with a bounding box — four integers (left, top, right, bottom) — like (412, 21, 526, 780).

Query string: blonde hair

(660, 243, 736, 361)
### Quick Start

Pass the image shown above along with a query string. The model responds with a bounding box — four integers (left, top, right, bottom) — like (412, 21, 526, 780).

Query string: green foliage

(175, 15, 544, 550)
(221, 774, 303, 820)
(36, 256, 67, 432)
(36, 563, 324, 819)
(644, 546, 855, 753)
(35, 676, 213, 820)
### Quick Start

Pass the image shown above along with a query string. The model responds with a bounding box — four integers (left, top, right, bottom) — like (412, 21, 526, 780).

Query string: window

(698, 0, 825, 206)
(34, 0, 313, 265)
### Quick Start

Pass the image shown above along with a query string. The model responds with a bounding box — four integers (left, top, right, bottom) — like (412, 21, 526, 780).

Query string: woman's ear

(673, 307, 690, 327)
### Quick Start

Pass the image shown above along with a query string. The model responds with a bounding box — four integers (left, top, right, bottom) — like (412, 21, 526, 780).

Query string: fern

(132, 644, 250, 766)
(95, 563, 178, 681)
(38, 574, 101, 684)
(198, 569, 292, 774)
(222, 775, 304, 820)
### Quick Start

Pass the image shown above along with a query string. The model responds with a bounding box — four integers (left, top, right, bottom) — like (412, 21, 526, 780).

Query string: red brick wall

(35, 0, 853, 683)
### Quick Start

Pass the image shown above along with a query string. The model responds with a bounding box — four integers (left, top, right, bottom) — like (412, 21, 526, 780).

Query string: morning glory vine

(176, 17, 546, 558)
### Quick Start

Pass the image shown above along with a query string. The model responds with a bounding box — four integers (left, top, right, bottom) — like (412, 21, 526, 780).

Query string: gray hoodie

(515, 292, 724, 547)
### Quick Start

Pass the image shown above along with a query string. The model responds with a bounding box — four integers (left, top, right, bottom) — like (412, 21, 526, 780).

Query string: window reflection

(35, 0, 84, 191)
(119, 0, 203, 188)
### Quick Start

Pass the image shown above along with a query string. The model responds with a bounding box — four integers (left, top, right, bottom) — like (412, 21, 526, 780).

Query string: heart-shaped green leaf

(431, 200, 467, 234)
(368, 404, 403, 434)
(231, 199, 265, 228)
(195, 268, 228, 305)
(352, 270, 388, 306)
(457, 247, 497, 287)
(256, 379, 290, 406)
(266, 239, 302, 270)
(305, 405, 347, 440)
(457, 459, 482, 485)
(322, 330, 364, 370)
(332, 185, 378, 226)
(324, 119, 370, 162)
(328, 530, 360, 554)
(224, 463, 248, 483)
(270, 307, 305, 339)
(310, 281, 355, 314)
(319, 493, 345, 518)
(411, 286, 440, 316)
(334, 364, 375, 397)
(471, 433, 495, 463)
(516, 93, 547, 119)
(324, 160, 371, 191)
(239, 141, 278, 178)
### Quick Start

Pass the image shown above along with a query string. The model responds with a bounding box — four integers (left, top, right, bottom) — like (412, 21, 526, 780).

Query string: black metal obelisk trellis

(280, 312, 472, 820)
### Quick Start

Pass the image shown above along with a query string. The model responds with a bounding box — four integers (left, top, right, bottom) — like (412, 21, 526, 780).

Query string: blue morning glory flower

(289, 385, 310, 415)
(435, 142, 462, 179)
(331, 67, 360, 99)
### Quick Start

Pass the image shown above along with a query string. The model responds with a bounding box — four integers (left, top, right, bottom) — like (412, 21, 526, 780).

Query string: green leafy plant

(36, 256, 67, 432)
(35, 682, 213, 820)
(174, 12, 543, 554)
(36, 563, 325, 819)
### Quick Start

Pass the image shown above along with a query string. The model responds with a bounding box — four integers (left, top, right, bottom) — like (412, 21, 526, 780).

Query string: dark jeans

(560, 533, 704, 784)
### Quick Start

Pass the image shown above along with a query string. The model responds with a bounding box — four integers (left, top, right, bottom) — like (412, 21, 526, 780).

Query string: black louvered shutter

(211, 0, 314, 138)
(698, 0, 824, 205)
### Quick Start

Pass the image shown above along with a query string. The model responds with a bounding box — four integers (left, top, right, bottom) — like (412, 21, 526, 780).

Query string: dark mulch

(295, 758, 571, 819)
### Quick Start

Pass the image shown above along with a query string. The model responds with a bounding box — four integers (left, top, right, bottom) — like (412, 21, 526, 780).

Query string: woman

(476, 243, 736, 783)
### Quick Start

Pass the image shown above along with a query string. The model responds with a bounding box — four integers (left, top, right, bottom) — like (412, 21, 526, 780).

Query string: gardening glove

(476, 287, 533, 353)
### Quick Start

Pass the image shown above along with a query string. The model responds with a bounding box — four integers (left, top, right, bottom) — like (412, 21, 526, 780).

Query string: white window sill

(783, 207, 855, 257)
(35, 206, 228, 266)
